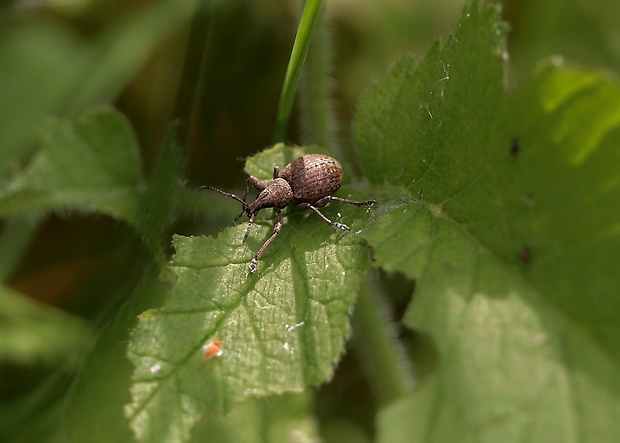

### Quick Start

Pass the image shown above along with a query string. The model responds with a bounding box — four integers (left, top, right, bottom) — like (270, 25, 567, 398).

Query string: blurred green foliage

(1, 1, 620, 442)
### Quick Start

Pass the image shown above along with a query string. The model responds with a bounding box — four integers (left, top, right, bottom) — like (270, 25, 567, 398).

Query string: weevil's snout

(245, 204, 258, 221)
(249, 178, 293, 213)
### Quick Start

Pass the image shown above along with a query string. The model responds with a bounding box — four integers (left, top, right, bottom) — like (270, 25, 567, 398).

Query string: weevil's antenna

(201, 186, 249, 217)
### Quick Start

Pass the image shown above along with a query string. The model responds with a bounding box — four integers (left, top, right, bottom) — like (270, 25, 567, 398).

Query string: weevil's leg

(249, 209, 284, 274)
(247, 175, 267, 193)
(297, 203, 350, 232)
(315, 195, 376, 208)
(273, 165, 280, 179)
(235, 175, 268, 220)
(243, 214, 255, 243)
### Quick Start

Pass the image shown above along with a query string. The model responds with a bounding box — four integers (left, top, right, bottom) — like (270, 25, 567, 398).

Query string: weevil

(204, 154, 375, 274)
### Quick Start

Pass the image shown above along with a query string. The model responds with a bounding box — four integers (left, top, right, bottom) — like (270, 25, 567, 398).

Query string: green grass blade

(272, 0, 324, 143)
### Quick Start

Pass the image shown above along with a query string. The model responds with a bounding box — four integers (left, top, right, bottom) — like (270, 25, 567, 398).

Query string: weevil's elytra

(203, 154, 376, 274)
(279, 154, 342, 202)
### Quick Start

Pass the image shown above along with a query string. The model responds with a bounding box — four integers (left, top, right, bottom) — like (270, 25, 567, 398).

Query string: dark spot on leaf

(519, 246, 531, 264)
(509, 137, 520, 157)
(521, 193, 535, 205)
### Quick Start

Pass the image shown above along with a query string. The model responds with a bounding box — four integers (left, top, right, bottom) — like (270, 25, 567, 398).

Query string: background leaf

(354, 2, 620, 442)
(0, 108, 143, 222)
(0, 107, 186, 258)
(3, 1, 620, 442)
(508, 0, 620, 75)
(61, 267, 168, 443)
(127, 145, 373, 442)
(0, 0, 200, 178)
(0, 286, 91, 367)
(244, 144, 308, 180)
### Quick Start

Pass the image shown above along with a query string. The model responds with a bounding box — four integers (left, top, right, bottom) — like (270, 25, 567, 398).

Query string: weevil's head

(247, 178, 294, 217)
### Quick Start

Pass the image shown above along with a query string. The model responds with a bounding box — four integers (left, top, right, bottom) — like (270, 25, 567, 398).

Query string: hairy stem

(298, 3, 339, 152)
(352, 271, 416, 405)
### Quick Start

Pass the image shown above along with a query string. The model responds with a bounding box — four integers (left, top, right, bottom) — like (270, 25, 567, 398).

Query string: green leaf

(127, 145, 372, 442)
(355, 3, 507, 194)
(0, 286, 91, 367)
(0, 107, 185, 258)
(509, 0, 620, 74)
(190, 394, 319, 442)
(243, 144, 308, 180)
(0, 0, 200, 179)
(273, 0, 325, 142)
(62, 268, 169, 443)
(0, 107, 143, 221)
(0, 22, 90, 176)
(354, 2, 620, 442)
(138, 122, 186, 259)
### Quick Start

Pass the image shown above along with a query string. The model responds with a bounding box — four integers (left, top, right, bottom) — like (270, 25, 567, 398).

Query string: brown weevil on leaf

(203, 154, 376, 274)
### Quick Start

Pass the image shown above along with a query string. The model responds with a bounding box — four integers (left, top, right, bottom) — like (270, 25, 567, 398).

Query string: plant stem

(298, 3, 338, 152)
(272, 0, 325, 143)
(352, 272, 416, 405)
